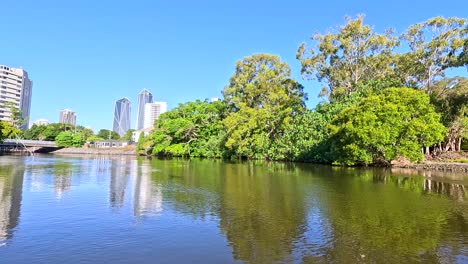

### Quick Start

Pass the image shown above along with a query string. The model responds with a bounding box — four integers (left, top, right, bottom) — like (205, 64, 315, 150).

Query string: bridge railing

(2, 139, 58, 147)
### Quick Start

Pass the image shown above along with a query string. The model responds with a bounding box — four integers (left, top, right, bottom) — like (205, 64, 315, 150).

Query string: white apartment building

(143, 102, 167, 129)
(0, 65, 32, 130)
(59, 109, 76, 126)
(34, 118, 49, 126)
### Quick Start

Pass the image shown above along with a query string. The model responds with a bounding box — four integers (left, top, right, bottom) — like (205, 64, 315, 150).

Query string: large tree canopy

(297, 15, 399, 100)
(222, 53, 306, 158)
(400, 16, 467, 92)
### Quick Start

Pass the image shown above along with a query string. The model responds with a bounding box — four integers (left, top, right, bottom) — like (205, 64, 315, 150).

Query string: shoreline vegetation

(1, 15, 467, 170)
(47, 148, 468, 173)
(134, 16, 467, 167)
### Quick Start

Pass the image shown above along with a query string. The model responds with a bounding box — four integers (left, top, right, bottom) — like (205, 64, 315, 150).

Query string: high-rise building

(136, 89, 153, 130)
(59, 109, 76, 126)
(113, 98, 131, 137)
(0, 65, 32, 130)
(144, 102, 167, 129)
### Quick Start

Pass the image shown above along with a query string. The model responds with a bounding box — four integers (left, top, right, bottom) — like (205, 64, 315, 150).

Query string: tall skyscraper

(144, 102, 167, 129)
(136, 89, 153, 130)
(0, 65, 32, 130)
(59, 109, 76, 126)
(113, 98, 131, 137)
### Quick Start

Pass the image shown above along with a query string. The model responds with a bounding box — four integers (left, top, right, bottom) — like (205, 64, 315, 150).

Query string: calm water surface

(0, 155, 466, 263)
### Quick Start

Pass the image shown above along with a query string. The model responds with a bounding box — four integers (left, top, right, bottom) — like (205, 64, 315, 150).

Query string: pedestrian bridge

(0, 139, 63, 153)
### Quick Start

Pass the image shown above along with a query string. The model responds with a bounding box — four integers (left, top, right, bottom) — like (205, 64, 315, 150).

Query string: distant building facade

(34, 118, 49, 126)
(93, 140, 128, 148)
(143, 102, 167, 129)
(59, 109, 76, 126)
(132, 127, 153, 142)
(113, 98, 131, 137)
(136, 89, 153, 130)
(0, 65, 32, 130)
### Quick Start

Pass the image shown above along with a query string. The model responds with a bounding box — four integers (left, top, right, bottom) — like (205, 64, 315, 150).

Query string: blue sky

(1, 0, 467, 131)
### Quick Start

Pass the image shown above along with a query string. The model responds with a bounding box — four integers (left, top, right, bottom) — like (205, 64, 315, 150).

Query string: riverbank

(391, 161, 468, 173)
(51, 147, 137, 156)
(45, 148, 468, 173)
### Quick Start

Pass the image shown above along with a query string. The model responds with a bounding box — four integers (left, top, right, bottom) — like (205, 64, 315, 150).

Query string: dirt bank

(392, 161, 468, 173)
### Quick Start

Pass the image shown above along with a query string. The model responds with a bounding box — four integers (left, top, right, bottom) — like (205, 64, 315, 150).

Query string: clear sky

(1, 0, 467, 131)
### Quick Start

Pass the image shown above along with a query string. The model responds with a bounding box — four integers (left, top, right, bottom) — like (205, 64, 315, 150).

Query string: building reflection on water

(0, 156, 466, 262)
(0, 161, 24, 245)
(132, 159, 163, 218)
(106, 157, 163, 217)
(109, 157, 130, 209)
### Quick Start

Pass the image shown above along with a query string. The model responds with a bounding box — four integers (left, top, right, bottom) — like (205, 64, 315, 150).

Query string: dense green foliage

(222, 54, 306, 159)
(0, 120, 22, 142)
(97, 129, 120, 140)
(137, 15, 466, 165)
(329, 88, 446, 165)
(21, 123, 121, 146)
(55, 131, 85, 147)
(137, 100, 227, 157)
(24, 123, 74, 141)
(430, 77, 468, 151)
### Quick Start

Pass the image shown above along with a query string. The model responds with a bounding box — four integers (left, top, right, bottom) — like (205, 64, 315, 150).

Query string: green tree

(55, 131, 84, 147)
(430, 77, 468, 151)
(75, 126, 94, 141)
(23, 124, 48, 140)
(400, 16, 467, 92)
(297, 15, 399, 100)
(41, 123, 73, 141)
(0, 120, 22, 142)
(72, 133, 85, 147)
(329, 87, 446, 165)
(123, 129, 135, 142)
(55, 131, 74, 147)
(223, 53, 306, 159)
(150, 100, 227, 157)
(136, 133, 153, 155)
(97, 129, 120, 140)
(4, 102, 27, 129)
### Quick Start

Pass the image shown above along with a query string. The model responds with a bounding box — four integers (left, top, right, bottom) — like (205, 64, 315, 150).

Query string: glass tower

(135, 89, 153, 130)
(113, 98, 131, 137)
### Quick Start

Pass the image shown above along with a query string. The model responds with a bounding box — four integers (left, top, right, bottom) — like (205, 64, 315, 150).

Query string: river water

(0, 155, 466, 263)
